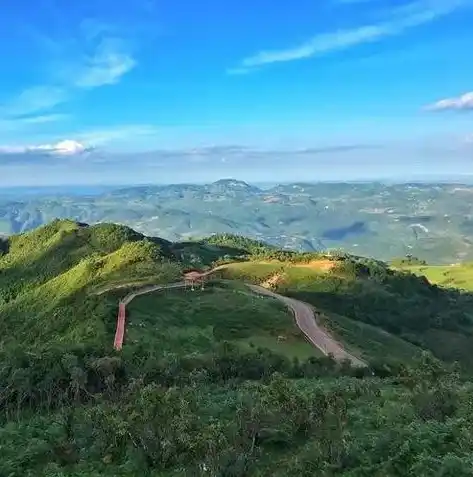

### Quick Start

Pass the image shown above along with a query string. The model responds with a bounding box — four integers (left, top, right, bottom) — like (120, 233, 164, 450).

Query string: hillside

(219, 256, 473, 370)
(0, 220, 182, 352)
(3, 221, 473, 476)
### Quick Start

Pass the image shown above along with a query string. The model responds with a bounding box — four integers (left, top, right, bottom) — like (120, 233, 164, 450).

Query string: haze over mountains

(2, 179, 473, 264)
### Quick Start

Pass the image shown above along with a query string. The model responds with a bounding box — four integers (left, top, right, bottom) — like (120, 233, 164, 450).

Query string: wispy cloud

(0, 139, 87, 156)
(229, 0, 467, 73)
(71, 32, 136, 89)
(0, 86, 68, 118)
(75, 124, 159, 147)
(425, 91, 473, 111)
(0, 21, 137, 126)
(74, 50, 136, 88)
(18, 113, 70, 124)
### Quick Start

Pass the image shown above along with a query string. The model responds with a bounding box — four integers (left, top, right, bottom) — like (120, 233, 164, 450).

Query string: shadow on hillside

(0, 237, 9, 256)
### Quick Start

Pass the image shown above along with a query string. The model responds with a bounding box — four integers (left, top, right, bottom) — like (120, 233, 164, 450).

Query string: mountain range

(2, 179, 473, 264)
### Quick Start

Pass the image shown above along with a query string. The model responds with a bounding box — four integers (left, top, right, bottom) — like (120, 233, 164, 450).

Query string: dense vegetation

(3, 221, 473, 475)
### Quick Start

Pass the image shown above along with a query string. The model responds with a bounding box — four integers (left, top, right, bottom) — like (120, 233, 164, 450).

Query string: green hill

(0, 219, 182, 352)
(2, 221, 473, 476)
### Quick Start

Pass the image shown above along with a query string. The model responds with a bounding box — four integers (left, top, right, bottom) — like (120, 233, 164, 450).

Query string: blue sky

(0, 0, 472, 185)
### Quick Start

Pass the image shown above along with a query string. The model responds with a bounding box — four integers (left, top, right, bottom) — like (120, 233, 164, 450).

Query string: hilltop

(2, 220, 473, 476)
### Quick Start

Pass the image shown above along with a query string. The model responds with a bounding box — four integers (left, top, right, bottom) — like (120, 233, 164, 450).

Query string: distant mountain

(1, 180, 473, 263)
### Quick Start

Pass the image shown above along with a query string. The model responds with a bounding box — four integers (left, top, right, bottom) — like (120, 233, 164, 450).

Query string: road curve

(247, 284, 366, 367)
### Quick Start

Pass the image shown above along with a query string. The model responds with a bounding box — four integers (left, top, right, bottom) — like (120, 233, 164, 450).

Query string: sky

(0, 0, 472, 186)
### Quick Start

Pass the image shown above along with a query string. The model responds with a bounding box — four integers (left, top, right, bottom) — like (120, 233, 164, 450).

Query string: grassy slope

(319, 311, 422, 364)
(0, 223, 330, 360)
(0, 220, 182, 352)
(219, 260, 420, 363)
(121, 281, 322, 360)
(400, 263, 473, 291)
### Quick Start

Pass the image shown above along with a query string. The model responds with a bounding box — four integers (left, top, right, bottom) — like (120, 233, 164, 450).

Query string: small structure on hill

(183, 270, 207, 290)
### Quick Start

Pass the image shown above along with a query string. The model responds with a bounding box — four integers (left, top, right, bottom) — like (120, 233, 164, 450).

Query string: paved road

(247, 284, 366, 367)
(104, 270, 366, 366)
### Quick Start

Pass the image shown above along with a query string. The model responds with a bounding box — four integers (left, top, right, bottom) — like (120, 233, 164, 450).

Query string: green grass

(122, 282, 321, 359)
(400, 263, 473, 291)
(280, 265, 327, 287)
(239, 335, 323, 360)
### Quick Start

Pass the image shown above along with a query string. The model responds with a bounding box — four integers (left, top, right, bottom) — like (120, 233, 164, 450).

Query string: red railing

(113, 302, 126, 350)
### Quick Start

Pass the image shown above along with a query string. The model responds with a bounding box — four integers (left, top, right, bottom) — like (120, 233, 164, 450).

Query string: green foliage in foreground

(2, 351, 473, 476)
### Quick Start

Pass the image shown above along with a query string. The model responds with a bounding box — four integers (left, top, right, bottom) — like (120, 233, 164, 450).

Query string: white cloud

(425, 91, 473, 111)
(0, 139, 87, 156)
(229, 0, 468, 73)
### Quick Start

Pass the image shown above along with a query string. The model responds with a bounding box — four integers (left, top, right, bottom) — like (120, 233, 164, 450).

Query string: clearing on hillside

(294, 259, 336, 271)
(219, 259, 334, 286)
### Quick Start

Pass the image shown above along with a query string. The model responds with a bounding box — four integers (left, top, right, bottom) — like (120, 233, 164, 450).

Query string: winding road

(106, 268, 366, 367)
